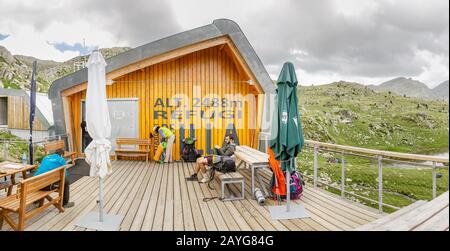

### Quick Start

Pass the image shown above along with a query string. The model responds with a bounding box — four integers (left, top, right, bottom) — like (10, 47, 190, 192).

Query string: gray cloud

(1, 0, 447, 85)
(242, 0, 449, 82)
(0, 0, 181, 47)
(71, 0, 181, 47)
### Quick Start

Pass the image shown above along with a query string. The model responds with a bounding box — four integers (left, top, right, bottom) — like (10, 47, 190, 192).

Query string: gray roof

(0, 88, 53, 128)
(48, 19, 275, 100)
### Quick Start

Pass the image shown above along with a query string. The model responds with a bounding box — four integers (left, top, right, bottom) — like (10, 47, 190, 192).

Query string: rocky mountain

(429, 80, 449, 101)
(0, 46, 130, 92)
(369, 77, 449, 101)
(370, 77, 431, 99)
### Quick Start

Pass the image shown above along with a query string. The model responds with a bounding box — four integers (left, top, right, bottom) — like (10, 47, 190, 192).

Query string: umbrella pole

(99, 177, 104, 222)
(286, 158, 292, 212)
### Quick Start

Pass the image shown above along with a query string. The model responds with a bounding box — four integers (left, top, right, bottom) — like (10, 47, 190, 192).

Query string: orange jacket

(268, 147, 286, 196)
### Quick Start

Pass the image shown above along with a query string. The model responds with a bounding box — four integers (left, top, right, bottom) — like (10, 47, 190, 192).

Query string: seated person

(187, 134, 236, 183)
(212, 134, 236, 157)
(34, 149, 74, 208)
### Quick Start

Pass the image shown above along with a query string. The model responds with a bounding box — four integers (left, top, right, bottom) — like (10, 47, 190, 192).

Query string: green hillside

(296, 81, 449, 211)
(299, 81, 449, 154)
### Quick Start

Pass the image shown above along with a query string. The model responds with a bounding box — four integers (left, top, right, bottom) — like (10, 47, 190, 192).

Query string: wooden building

(0, 88, 54, 139)
(49, 19, 275, 160)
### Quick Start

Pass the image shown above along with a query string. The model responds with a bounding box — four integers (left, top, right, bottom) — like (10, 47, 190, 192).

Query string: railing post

(432, 161, 437, 199)
(313, 145, 318, 188)
(4, 141, 9, 161)
(378, 155, 383, 212)
(341, 152, 345, 198)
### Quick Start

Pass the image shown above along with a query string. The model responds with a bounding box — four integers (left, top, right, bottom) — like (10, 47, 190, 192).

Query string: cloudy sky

(0, 0, 448, 86)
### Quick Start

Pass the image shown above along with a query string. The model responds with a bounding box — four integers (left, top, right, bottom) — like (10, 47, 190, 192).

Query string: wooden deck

(0, 161, 384, 231)
(356, 192, 449, 231)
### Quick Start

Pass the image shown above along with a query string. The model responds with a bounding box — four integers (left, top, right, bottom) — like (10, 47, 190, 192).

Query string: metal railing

(259, 134, 449, 213)
(304, 140, 449, 212)
(0, 134, 70, 163)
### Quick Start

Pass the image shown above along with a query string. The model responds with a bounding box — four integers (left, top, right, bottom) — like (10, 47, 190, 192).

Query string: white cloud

(0, 0, 448, 86)
(0, 25, 79, 61)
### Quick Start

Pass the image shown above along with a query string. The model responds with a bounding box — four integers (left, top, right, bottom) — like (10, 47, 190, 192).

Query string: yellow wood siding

(68, 45, 262, 160)
(7, 96, 46, 131)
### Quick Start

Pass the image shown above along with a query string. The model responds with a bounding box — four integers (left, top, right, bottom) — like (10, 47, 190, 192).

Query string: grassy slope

(296, 82, 449, 211)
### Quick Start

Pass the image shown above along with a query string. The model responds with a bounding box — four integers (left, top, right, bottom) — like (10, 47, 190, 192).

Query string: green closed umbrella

(269, 62, 307, 220)
(270, 62, 304, 173)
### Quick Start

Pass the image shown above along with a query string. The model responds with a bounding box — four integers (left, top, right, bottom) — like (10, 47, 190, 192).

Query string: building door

(0, 97, 7, 126)
(81, 99, 139, 152)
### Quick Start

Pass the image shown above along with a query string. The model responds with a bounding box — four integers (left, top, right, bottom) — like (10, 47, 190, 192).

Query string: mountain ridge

(369, 77, 449, 101)
(0, 46, 130, 92)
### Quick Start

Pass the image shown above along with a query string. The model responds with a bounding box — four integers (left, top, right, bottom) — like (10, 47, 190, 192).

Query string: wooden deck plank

(173, 162, 184, 231)
(152, 162, 169, 230)
(181, 162, 207, 231)
(186, 164, 230, 231)
(376, 192, 449, 231)
(116, 162, 153, 230)
(37, 161, 133, 231)
(163, 162, 175, 231)
(413, 206, 449, 231)
(257, 167, 382, 220)
(129, 162, 161, 230)
(177, 162, 195, 231)
(225, 173, 294, 231)
(238, 168, 325, 231)
(109, 162, 147, 215)
(141, 163, 164, 230)
(0, 161, 389, 231)
(56, 161, 140, 231)
(184, 162, 217, 231)
(355, 200, 427, 231)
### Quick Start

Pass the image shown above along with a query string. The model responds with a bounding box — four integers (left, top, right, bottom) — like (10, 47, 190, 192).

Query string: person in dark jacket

(187, 134, 236, 183)
(213, 135, 236, 157)
(81, 121, 92, 151)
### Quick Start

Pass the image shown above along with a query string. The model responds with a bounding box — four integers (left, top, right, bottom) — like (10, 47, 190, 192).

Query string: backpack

(279, 171, 304, 200)
(207, 156, 236, 189)
(181, 137, 200, 162)
(212, 156, 236, 173)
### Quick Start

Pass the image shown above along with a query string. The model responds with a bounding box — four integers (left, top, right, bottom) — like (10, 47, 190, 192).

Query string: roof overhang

(48, 19, 275, 100)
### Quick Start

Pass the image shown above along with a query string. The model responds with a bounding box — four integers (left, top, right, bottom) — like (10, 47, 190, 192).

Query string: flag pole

(29, 61, 37, 165)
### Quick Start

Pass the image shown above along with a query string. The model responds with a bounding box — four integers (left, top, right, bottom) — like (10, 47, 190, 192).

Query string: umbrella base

(76, 211, 123, 231)
(268, 204, 309, 220)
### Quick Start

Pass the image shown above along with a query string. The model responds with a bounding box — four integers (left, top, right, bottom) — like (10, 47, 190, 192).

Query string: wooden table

(0, 162, 37, 196)
(234, 146, 270, 198)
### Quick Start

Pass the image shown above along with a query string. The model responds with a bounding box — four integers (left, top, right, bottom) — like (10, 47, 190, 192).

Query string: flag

(29, 61, 37, 164)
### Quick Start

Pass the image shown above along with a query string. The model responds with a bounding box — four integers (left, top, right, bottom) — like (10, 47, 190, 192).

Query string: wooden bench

(234, 145, 270, 198)
(355, 191, 449, 231)
(214, 171, 245, 201)
(0, 166, 66, 231)
(44, 140, 76, 165)
(115, 138, 151, 163)
(0, 180, 13, 193)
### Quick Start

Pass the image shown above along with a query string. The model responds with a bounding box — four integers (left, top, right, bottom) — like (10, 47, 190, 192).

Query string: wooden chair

(0, 166, 66, 231)
(115, 138, 152, 163)
(44, 140, 76, 165)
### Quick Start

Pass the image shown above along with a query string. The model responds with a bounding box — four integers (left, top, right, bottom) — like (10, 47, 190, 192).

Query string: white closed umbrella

(84, 50, 112, 179)
(76, 50, 122, 231)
